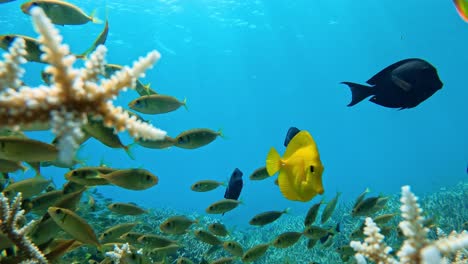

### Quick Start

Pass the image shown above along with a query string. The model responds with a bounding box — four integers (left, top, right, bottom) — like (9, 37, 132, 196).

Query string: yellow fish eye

(309, 166, 314, 172)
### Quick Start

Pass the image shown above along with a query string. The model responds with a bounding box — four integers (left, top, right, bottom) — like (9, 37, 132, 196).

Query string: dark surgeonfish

(341, 58, 443, 109)
(284, 127, 300, 147)
(224, 168, 243, 200)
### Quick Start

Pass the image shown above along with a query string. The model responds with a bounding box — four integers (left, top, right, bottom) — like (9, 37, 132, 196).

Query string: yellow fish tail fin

(266, 147, 281, 176)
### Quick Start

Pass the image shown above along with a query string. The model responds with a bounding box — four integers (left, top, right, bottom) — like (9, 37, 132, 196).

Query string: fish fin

(123, 142, 137, 160)
(278, 170, 300, 201)
(20, 163, 29, 173)
(341, 82, 374, 107)
(217, 128, 225, 139)
(144, 83, 155, 95)
(193, 216, 203, 227)
(366, 58, 420, 85)
(182, 97, 188, 111)
(454, 0, 468, 22)
(99, 156, 112, 167)
(284, 126, 300, 147)
(75, 53, 87, 60)
(319, 196, 326, 204)
(77, 20, 109, 59)
(334, 222, 340, 233)
(89, 9, 103, 24)
(283, 130, 315, 159)
(266, 147, 281, 176)
(26, 161, 41, 176)
(391, 75, 412, 92)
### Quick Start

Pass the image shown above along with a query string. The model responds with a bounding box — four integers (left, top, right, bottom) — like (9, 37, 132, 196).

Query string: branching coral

(0, 192, 48, 264)
(105, 243, 144, 264)
(350, 217, 398, 264)
(0, 37, 26, 91)
(0, 7, 167, 165)
(350, 185, 468, 264)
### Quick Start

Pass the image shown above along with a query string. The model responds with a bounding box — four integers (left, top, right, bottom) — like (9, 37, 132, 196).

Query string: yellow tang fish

(266, 130, 324, 202)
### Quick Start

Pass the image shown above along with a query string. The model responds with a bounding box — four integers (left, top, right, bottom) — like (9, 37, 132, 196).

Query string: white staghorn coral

(350, 217, 398, 264)
(421, 231, 468, 264)
(398, 185, 430, 263)
(0, 7, 166, 164)
(105, 243, 132, 264)
(0, 192, 48, 264)
(105, 243, 144, 264)
(350, 185, 468, 264)
(0, 38, 26, 91)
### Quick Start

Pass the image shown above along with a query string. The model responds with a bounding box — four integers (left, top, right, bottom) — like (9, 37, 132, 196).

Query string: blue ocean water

(0, 0, 467, 230)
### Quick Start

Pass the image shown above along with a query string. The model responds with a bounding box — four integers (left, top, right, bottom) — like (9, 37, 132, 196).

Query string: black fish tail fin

(341, 82, 374, 106)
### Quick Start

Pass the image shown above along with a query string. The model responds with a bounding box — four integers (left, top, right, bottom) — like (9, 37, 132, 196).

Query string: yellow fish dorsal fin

(283, 130, 317, 160)
(277, 170, 301, 201)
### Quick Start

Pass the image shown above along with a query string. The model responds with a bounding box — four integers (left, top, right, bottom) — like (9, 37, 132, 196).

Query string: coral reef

(1, 7, 467, 264)
(350, 185, 468, 264)
(0, 7, 166, 165)
(1, 179, 466, 263)
(0, 192, 47, 264)
(105, 243, 144, 264)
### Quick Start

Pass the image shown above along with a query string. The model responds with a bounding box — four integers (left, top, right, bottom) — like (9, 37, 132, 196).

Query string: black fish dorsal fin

(366, 58, 420, 85)
(284, 127, 300, 147)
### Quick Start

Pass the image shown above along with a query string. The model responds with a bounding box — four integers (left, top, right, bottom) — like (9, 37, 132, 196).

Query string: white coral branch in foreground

(0, 38, 26, 91)
(350, 217, 398, 264)
(0, 7, 166, 164)
(351, 185, 468, 264)
(0, 193, 48, 264)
